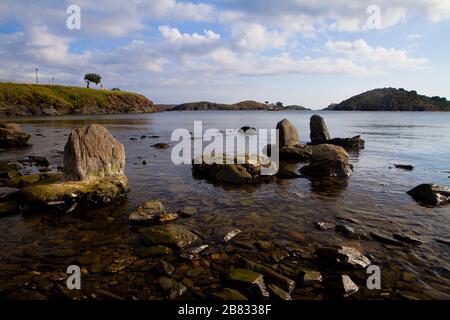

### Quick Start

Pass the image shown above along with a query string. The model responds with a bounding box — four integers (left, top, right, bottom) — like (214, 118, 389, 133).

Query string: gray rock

(129, 200, 166, 223)
(301, 270, 323, 284)
(407, 184, 450, 206)
(267, 284, 292, 300)
(370, 232, 405, 246)
(63, 124, 125, 181)
(392, 233, 424, 245)
(316, 222, 334, 231)
(310, 115, 330, 144)
(227, 268, 269, 298)
(335, 223, 355, 236)
(341, 275, 359, 297)
(327, 136, 365, 150)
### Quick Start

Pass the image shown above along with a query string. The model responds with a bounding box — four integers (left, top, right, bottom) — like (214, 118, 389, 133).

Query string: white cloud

(231, 24, 291, 51)
(326, 39, 429, 69)
(159, 25, 220, 45)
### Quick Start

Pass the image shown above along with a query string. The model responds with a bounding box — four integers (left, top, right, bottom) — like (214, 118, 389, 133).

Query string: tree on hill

(275, 102, 284, 108)
(84, 73, 101, 88)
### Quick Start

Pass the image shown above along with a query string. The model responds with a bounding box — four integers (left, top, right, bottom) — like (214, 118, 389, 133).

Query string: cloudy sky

(0, 0, 449, 109)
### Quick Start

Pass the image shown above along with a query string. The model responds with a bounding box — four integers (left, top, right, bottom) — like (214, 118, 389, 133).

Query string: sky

(0, 0, 449, 109)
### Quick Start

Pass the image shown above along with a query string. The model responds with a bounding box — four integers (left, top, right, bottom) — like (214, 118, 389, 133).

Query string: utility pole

(51, 77, 55, 84)
(35, 68, 39, 84)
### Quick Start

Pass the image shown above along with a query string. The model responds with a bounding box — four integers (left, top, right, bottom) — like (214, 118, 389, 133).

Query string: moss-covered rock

(19, 174, 129, 213)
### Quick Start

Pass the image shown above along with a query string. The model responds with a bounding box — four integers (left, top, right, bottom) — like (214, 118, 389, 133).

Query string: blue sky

(0, 0, 449, 109)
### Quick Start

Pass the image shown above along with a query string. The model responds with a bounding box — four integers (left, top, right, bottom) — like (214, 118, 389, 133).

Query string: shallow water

(1, 111, 449, 300)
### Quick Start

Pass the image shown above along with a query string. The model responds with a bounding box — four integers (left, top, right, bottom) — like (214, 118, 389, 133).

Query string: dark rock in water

(277, 119, 300, 147)
(129, 200, 166, 223)
(227, 268, 269, 298)
(407, 184, 450, 206)
(316, 246, 371, 269)
(0, 161, 20, 181)
(178, 206, 198, 217)
(435, 238, 450, 246)
(223, 229, 241, 242)
(300, 144, 353, 178)
(310, 115, 330, 144)
(38, 167, 52, 173)
(139, 224, 201, 249)
(395, 164, 414, 171)
(276, 163, 301, 179)
(28, 155, 50, 167)
(392, 233, 424, 245)
(151, 143, 170, 149)
(238, 257, 295, 293)
(239, 126, 257, 135)
(155, 260, 175, 276)
(213, 288, 247, 300)
(0, 187, 20, 214)
(64, 124, 126, 181)
(330, 275, 359, 298)
(335, 223, 355, 236)
(370, 232, 405, 246)
(0, 123, 31, 148)
(316, 221, 334, 231)
(266, 144, 312, 161)
(267, 284, 292, 300)
(192, 154, 277, 184)
(158, 277, 187, 299)
(326, 136, 365, 150)
(301, 271, 323, 285)
(137, 245, 173, 257)
(270, 250, 289, 263)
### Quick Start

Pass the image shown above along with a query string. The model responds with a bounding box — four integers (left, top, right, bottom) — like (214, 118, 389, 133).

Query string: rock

(301, 271, 323, 284)
(192, 153, 277, 184)
(19, 174, 129, 213)
(142, 160, 148, 165)
(129, 200, 166, 223)
(0, 187, 20, 201)
(238, 257, 295, 293)
(270, 250, 289, 263)
(327, 136, 365, 150)
(139, 224, 201, 249)
(333, 275, 359, 297)
(395, 164, 414, 171)
(151, 143, 169, 149)
(316, 222, 334, 231)
(0, 160, 20, 181)
(370, 232, 405, 246)
(310, 115, 330, 144)
(300, 144, 353, 178)
(137, 245, 173, 257)
(266, 144, 312, 161)
(277, 119, 300, 147)
(267, 284, 292, 300)
(435, 238, 450, 246)
(392, 233, 424, 245)
(155, 260, 175, 275)
(0, 199, 18, 215)
(316, 246, 371, 269)
(335, 224, 355, 236)
(178, 206, 198, 217)
(213, 288, 247, 300)
(28, 155, 50, 167)
(223, 229, 241, 242)
(106, 255, 137, 273)
(63, 124, 125, 181)
(276, 163, 301, 179)
(239, 126, 257, 135)
(227, 268, 269, 298)
(0, 123, 31, 148)
(407, 184, 450, 206)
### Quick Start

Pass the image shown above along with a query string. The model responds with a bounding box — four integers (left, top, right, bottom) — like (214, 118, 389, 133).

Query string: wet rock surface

(0, 123, 31, 148)
(139, 224, 201, 249)
(310, 115, 330, 145)
(407, 184, 450, 206)
(300, 144, 353, 178)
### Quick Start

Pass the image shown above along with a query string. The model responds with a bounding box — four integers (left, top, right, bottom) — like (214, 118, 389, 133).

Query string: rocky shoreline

(0, 116, 449, 300)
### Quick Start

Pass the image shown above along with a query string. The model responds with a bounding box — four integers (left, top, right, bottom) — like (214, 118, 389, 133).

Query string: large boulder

(63, 124, 125, 181)
(277, 119, 300, 147)
(310, 115, 330, 144)
(0, 123, 31, 148)
(407, 184, 450, 206)
(327, 136, 365, 150)
(300, 144, 353, 177)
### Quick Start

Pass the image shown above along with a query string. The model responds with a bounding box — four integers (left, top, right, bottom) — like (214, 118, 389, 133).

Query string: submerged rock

(0, 187, 20, 214)
(327, 136, 365, 150)
(129, 200, 166, 223)
(0, 123, 31, 148)
(407, 184, 450, 206)
(227, 268, 269, 298)
(300, 144, 353, 178)
(395, 164, 414, 171)
(392, 233, 424, 245)
(301, 270, 323, 284)
(139, 224, 201, 249)
(370, 232, 404, 246)
(331, 275, 359, 298)
(63, 124, 125, 181)
(213, 288, 248, 300)
(267, 284, 292, 300)
(151, 143, 170, 149)
(316, 246, 371, 269)
(310, 115, 330, 144)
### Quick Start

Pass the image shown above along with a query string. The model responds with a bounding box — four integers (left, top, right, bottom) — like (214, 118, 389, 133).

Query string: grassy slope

(0, 82, 155, 116)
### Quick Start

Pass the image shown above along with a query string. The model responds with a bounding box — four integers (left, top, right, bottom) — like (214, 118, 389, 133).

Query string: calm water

(1, 111, 449, 300)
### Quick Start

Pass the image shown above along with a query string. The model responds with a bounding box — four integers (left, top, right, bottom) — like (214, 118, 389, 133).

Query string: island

(325, 88, 450, 111)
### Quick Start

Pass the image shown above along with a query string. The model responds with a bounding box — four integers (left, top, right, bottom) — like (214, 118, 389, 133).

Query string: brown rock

(300, 144, 353, 177)
(0, 123, 31, 148)
(63, 124, 125, 181)
(277, 119, 300, 147)
(310, 115, 330, 144)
